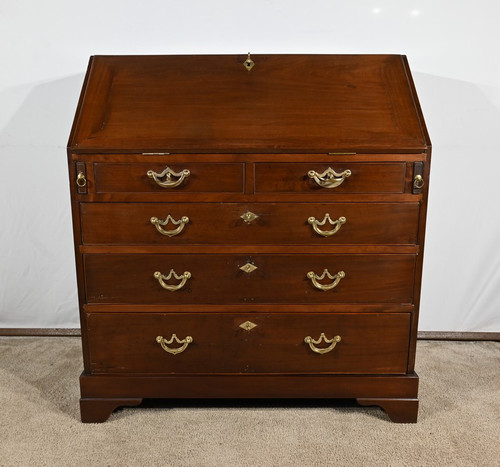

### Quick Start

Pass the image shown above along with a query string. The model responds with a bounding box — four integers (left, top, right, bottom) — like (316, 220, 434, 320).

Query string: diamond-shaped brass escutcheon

(241, 211, 259, 223)
(240, 262, 258, 273)
(239, 321, 257, 331)
(244, 60, 254, 71)
(243, 52, 255, 71)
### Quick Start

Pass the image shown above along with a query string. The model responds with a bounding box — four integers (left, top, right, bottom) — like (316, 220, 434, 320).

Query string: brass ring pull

(308, 214, 346, 237)
(413, 174, 424, 189)
(76, 172, 87, 187)
(154, 269, 191, 291)
(304, 333, 341, 355)
(156, 334, 193, 355)
(307, 269, 345, 291)
(147, 166, 190, 188)
(150, 215, 189, 237)
(308, 167, 351, 188)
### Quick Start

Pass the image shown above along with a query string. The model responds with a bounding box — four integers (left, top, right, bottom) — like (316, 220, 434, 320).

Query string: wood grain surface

(80, 202, 419, 245)
(69, 55, 428, 153)
(86, 312, 411, 374)
(84, 253, 416, 305)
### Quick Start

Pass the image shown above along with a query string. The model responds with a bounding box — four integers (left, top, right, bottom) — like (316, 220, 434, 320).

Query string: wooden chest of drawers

(68, 54, 430, 423)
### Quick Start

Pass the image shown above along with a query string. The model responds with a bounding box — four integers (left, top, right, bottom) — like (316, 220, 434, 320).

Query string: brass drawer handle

(156, 334, 193, 355)
(150, 215, 189, 237)
(308, 214, 346, 237)
(154, 269, 191, 291)
(76, 171, 87, 187)
(307, 269, 345, 291)
(147, 166, 190, 188)
(304, 333, 341, 355)
(308, 167, 351, 188)
(413, 174, 424, 189)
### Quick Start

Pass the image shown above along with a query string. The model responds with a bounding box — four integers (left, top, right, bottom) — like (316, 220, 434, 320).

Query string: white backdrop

(1, 1, 499, 331)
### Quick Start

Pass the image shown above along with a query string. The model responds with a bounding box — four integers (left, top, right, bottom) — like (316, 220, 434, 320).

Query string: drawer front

(84, 254, 415, 304)
(93, 162, 244, 193)
(255, 162, 406, 193)
(81, 202, 419, 245)
(87, 312, 411, 374)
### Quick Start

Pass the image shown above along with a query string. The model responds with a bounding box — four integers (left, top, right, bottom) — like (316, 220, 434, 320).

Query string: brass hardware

(76, 172, 87, 187)
(240, 262, 258, 274)
(150, 215, 189, 237)
(413, 174, 424, 189)
(241, 211, 259, 223)
(156, 334, 193, 355)
(304, 333, 341, 355)
(147, 166, 190, 188)
(243, 52, 255, 71)
(154, 269, 191, 291)
(239, 321, 257, 331)
(308, 167, 351, 188)
(308, 214, 346, 237)
(76, 162, 87, 194)
(307, 269, 345, 291)
(412, 161, 424, 194)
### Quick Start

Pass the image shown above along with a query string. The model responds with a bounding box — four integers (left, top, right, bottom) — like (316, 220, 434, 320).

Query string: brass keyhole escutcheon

(239, 321, 257, 331)
(244, 52, 255, 71)
(241, 211, 259, 223)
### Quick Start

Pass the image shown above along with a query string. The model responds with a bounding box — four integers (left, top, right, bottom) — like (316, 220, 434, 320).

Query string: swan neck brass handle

(156, 334, 193, 355)
(308, 214, 346, 237)
(304, 333, 341, 355)
(308, 167, 351, 188)
(76, 171, 87, 187)
(307, 269, 345, 291)
(150, 215, 189, 237)
(147, 166, 190, 188)
(154, 269, 191, 291)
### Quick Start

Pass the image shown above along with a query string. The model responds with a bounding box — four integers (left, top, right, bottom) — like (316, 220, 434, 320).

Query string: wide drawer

(93, 162, 244, 193)
(84, 254, 415, 304)
(81, 202, 419, 245)
(255, 162, 406, 193)
(86, 312, 411, 374)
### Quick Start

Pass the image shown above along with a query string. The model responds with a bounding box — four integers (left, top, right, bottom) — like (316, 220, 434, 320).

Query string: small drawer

(81, 202, 419, 245)
(87, 312, 411, 374)
(255, 162, 406, 193)
(84, 253, 415, 305)
(93, 162, 244, 193)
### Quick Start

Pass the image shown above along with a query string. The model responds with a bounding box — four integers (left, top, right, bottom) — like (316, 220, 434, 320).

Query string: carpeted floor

(0, 338, 498, 466)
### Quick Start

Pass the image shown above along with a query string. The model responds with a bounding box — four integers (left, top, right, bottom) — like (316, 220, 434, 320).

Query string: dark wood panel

(86, 312, 410, 374)
(69, 55, 427, 152)
(78, 372, 419, 422)
(76, 192, 422, 204)
(80, 372, 419, 399)
(84, 253, 416, 304)
(80, 245, 419, 254)
(71, 153, 428, 163)
(83, 304, 415, 314)
(93, 162, 244, 193)
(81, 202, 419, 245)
(255, 163, 406, 193)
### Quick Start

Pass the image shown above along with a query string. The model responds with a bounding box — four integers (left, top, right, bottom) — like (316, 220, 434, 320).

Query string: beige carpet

(0, 338, 498, 467)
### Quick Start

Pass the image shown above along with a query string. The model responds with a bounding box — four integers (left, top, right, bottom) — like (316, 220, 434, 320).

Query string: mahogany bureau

(67, 54, 431, 423)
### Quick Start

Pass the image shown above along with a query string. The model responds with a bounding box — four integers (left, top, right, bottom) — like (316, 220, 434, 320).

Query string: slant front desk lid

(68, 54, 430, 153)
